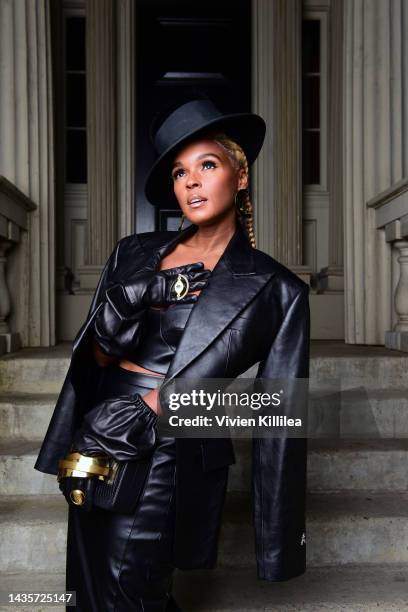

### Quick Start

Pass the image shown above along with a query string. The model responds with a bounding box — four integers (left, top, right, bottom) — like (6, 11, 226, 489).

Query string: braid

(206, 131, 256, 249)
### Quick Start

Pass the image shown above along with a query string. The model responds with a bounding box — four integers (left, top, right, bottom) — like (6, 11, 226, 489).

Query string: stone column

(0, 0, 55, 346)
(252, 0, 309, 278)
(79, 0, 117, 289)
(343, 0, 408, 344)
(117, 0, 135, 239)
(319, 0, 344, 291)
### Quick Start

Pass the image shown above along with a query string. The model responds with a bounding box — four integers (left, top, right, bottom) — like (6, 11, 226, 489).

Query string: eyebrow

(172, 152, 222, 168)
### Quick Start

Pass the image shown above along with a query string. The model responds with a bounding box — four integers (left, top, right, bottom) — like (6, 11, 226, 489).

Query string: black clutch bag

(57, 393, 158, 514)
(57, 451, 152, 514)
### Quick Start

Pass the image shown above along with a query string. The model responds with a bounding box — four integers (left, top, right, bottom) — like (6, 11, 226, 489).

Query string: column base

(319, 266, 344, 292)
(0, 332, 21, 355)
(385, 331, 408, 352)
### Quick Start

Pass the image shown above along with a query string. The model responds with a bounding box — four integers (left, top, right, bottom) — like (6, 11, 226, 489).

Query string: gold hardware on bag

(70, 489, 86, 506)
(57, 452, 113, 482)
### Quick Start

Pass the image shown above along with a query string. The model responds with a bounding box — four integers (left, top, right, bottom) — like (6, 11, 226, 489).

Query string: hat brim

(144, 113, 266, 207)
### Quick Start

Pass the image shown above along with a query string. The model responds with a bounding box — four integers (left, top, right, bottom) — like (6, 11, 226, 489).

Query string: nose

(186, 172, 201, 189)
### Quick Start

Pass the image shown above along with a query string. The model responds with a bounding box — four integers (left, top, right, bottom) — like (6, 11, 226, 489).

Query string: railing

(0, 176, 36, 355)
(367, 178, 408, 352)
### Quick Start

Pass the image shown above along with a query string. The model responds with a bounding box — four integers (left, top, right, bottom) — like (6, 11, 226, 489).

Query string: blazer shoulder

(117, 230, 177, 254)
(253, 248, 309, 294)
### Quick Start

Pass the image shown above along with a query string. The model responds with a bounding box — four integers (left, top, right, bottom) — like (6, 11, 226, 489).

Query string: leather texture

(34, 221, 310, 582)
(65, 367, 180, 611)
(93, 263, 210, 357)
(71, 392, 158, 460)
(126, 303, 195, 375)
(131, 262, 210, 308)
(93, 284, 147, 358)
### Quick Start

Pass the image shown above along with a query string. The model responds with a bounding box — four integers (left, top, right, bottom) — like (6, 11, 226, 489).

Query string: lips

(187, 195, 207, 208)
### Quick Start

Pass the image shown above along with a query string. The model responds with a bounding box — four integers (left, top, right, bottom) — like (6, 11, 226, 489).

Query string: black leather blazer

(34, 222, 310, 582)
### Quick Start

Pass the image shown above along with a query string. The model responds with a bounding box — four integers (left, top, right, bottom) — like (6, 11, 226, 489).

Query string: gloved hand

(59, 474, 97, 512)
(94, 262, 211, 357)
(128, 262, 211, 309)
(71, 393, 158, 461)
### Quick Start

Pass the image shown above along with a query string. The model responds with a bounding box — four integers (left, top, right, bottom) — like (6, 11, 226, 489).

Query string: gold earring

(178, 213, 186, 231)
(234, 190, 245, 215)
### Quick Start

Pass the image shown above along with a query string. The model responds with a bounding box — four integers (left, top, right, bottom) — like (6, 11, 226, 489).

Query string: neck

(186, 216, 238, 256)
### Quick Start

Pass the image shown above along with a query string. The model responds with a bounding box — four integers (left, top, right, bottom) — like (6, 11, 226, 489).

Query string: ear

(237, 168, 249, 190)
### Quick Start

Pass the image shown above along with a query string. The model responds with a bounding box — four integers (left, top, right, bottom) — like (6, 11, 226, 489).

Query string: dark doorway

(135, 0, 252, 232)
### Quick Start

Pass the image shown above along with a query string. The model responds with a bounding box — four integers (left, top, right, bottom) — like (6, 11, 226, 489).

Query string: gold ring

(171, 273, 189, 300)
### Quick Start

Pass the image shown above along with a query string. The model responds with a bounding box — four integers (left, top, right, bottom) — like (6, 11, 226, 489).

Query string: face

(171, 137, 248, 226)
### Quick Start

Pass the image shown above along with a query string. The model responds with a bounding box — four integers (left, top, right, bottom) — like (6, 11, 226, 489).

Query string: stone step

(0, 496, 67, 574)
(172, 563, 408, 611)
(0, 573, 65, 612)
(306, 438, 408, 493)
(1, 564, 408, 611)
(2, 344, 408, 394)
(2, 492, 408, 573)
(307, 387, 408, 438)
(3, 438, 408, 496)
(0, 394, 56, 441)
(219, 491, 408, 568)
(0, 346, 70, 394)
(0, 441, 57, 496)
(229, 438, 408, 492)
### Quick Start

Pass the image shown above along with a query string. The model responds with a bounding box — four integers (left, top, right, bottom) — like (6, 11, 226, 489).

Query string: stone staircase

(0, 342, 408, 611)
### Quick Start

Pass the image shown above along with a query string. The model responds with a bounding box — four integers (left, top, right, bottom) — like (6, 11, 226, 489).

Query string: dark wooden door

(135, 0, 251, 231)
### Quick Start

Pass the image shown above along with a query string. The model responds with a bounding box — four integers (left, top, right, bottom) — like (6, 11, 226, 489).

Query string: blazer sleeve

(33, 240, 122, 475)
(252, 283, 310, 581)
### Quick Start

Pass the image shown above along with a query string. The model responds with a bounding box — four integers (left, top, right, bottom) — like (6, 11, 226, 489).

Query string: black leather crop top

(125, 302, 195, 375)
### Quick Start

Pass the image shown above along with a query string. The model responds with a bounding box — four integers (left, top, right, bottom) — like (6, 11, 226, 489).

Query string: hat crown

(154, 99, 224, 155)
(145, 96, 266, 206)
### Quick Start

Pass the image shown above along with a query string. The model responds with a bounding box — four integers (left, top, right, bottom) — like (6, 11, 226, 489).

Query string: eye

(202, 160, 216, 170)
(172, 168, 185, 180)
(172, 159, 217, 181)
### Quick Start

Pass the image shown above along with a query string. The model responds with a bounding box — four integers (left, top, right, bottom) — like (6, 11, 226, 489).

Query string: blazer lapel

(156, 223, 275, 383)
(137, 224, 198, 272)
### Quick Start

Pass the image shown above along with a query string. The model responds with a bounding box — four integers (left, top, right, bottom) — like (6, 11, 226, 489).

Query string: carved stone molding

(0, 176, 36, 354)
(0, 0, 55, 347)
(368, 177, 408, 351)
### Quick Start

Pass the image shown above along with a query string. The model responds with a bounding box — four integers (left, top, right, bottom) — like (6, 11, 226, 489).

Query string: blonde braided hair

(207, 131, 256, 249)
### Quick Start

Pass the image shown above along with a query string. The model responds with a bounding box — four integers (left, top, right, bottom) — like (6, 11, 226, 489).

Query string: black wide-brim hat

(145, 98, 266, 207)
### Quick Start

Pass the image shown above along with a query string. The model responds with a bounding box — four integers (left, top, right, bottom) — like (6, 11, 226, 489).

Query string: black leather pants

(66, 364, 180, 612)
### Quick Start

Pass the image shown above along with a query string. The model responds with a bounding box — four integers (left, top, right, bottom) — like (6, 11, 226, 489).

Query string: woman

(34, 97, 310, 611)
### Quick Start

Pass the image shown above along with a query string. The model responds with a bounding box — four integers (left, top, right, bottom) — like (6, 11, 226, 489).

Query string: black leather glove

(129, 262, 211, 309)
(71, 393, 158, 461)
(93, 284, 146, 358)
(94, 262, 211, 357)
(59, 474, 96, 512)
